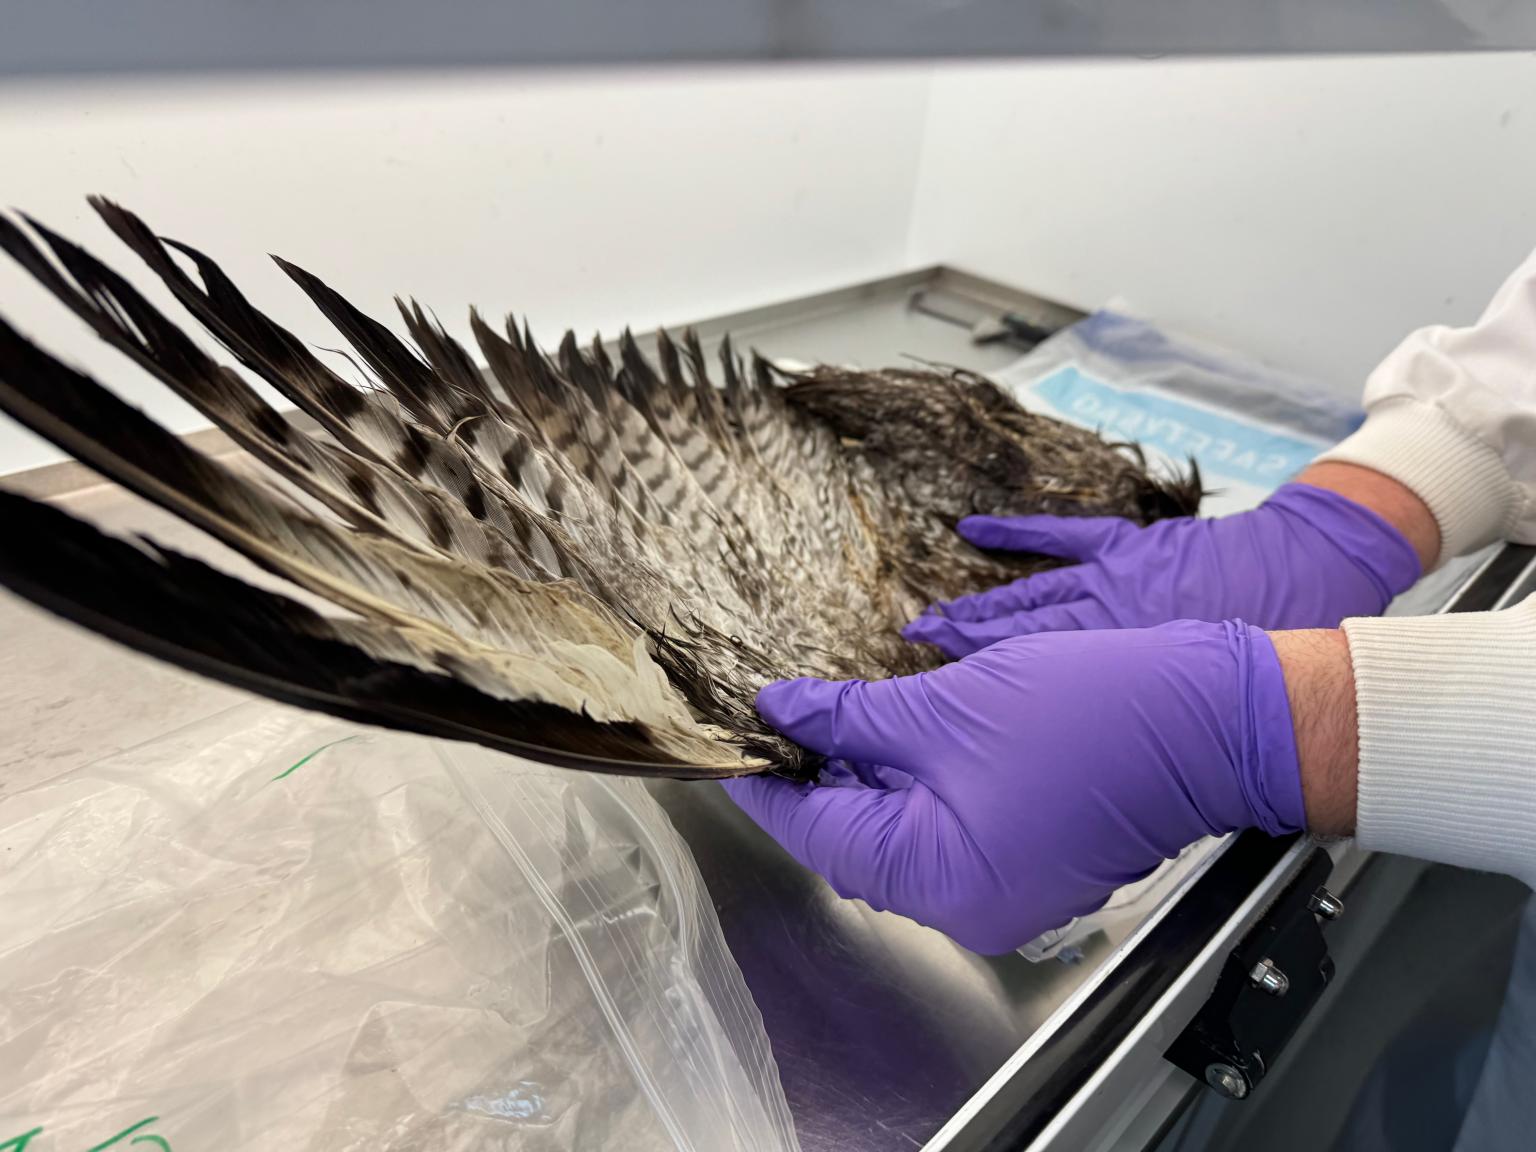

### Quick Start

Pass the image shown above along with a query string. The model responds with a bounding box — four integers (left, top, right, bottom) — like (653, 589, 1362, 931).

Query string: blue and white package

(996, 310, 1364, 515)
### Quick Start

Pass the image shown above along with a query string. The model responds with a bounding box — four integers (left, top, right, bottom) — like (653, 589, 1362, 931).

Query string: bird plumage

(0, 200, 1200, 780)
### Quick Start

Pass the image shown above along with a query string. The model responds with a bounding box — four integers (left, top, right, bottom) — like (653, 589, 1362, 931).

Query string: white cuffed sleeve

(1319, 247, 1536, 562)
(1343, 597, 1536, 882)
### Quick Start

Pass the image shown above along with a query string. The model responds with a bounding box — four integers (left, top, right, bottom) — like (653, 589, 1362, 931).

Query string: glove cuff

(1236, 624, 1308, 837)
(1262, 482, 1423, 605)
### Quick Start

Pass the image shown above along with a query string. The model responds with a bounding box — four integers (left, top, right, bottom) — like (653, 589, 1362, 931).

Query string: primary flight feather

(0, 200, 1199, 780)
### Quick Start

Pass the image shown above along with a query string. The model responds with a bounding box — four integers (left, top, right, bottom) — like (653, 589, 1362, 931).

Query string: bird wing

(0, 199, 1198, 780)
(0, 203, 787, 777)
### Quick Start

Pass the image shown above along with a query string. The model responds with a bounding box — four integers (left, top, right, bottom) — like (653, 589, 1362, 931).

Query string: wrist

(1267, 628, 1358, 836)
(1313, 403, 1520, 564)
(1289, 461, 1438, 575)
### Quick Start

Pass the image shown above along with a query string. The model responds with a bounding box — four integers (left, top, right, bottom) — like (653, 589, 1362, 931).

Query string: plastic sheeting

(0, 702, 800, 1152)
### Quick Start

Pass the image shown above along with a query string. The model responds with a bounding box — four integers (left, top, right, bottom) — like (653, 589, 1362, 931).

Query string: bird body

(0, 201, 1199, 780)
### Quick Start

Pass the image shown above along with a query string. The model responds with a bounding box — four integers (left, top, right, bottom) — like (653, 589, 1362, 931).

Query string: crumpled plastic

(0, 701, 800, 1152)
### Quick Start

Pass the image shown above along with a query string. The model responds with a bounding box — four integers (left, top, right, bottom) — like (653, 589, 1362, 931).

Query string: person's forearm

(1268, 628, 1357, 837)
(1294, 461, 1440, 574)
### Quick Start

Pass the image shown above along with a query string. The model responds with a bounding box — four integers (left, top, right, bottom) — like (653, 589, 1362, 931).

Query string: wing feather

(0, 199, 1199, 780)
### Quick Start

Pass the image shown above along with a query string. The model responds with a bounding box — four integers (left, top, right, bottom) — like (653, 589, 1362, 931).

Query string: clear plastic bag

(0, 702, 800, 1152)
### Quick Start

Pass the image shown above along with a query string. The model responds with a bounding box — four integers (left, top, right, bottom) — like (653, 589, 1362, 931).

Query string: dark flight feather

(0, 200, 1200, 780)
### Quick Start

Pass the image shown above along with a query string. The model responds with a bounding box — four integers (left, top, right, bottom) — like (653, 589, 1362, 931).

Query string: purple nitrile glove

(724, 620, 1304, 956)
(902, 483, 1421, 659)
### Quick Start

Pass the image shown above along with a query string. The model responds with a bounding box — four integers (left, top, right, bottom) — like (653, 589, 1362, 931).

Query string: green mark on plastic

(3, 1116, 174, 1152)
(85, 1117, 162, 1152)
(271, 735, 359, 782)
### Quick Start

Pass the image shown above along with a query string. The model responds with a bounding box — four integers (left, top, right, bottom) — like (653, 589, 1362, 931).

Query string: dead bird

(0, 199, 1200, 781)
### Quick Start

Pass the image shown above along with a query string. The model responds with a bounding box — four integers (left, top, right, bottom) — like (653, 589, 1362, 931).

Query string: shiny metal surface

(1018, 838, 1318, 1151)
(650, 777, 1103, 1150)
(1204, 1065, 1249, 1100)
(1248, 959, 1291, 998)
(1309, 888, 1345, 921)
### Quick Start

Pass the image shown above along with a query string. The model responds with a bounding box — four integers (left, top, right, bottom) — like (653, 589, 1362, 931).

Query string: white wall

(0, 65, 931, 472)
(10, 55, 1536, 473)
(907, 54, 1536, 397)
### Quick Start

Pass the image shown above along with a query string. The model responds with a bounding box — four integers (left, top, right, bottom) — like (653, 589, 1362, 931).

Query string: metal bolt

(1249, 957, 1290, 997)
(1309, 887, 1344, 921)
(1205, 1063, 1249, 1099)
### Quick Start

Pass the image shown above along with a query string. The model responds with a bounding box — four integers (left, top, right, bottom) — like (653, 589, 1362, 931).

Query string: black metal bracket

(1165, 844, 1340, 1100)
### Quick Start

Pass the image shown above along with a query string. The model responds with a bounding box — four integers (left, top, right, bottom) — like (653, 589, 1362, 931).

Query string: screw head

(1205, 1062, 1249, 1099)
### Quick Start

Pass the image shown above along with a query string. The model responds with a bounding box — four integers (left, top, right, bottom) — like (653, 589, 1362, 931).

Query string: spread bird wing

(0, 200, 1199, 780)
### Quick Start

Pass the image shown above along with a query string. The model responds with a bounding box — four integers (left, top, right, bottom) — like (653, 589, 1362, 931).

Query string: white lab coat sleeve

(1342, 597, 1536, 882)
(1317, 248, 1536, 563)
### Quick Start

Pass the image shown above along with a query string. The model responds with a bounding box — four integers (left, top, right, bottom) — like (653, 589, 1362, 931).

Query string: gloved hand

(724, 620, 1305, 955)
(902, 483, 1420, 659)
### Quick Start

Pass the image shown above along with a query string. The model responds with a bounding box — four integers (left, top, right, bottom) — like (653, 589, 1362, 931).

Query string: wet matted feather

(0, 200, 1200, 781)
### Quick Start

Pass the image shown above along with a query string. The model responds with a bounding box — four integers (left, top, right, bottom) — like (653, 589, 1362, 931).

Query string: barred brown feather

(0, 200, 1200, 780)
